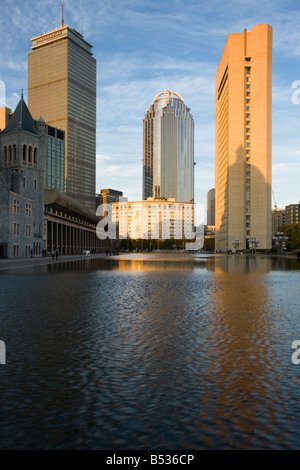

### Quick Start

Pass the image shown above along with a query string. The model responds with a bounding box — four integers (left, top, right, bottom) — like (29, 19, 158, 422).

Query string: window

(13, 245, 20, 258)
(25, 225, 31, 237)
(23, 145, 27, 162)
(34, 179, 37, 190)
(13, 199, 20, 213)
(34, 148, 38, 166)
(13, 223, 19, 235)
(23, 177, 26, 188)
(25, 204, 32, 216)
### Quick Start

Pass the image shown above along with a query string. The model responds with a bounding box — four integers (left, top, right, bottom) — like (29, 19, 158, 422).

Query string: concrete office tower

(143, 91, 194, 203)
(207, 188, 215, 226)
(215, 24, 272, 251)
(28, 12, 96, 210)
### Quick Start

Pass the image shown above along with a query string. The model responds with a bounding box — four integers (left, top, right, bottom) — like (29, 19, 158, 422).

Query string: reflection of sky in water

(0, 254, 299, 449)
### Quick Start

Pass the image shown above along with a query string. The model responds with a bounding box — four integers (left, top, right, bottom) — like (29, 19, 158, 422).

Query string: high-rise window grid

(245, 66, 251, 238)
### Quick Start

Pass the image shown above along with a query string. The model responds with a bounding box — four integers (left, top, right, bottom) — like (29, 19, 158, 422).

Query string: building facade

(96, 188, 124, 217)
(207, 188, 215, 226)
(44, 123, 65, 192)
(215, 24, 273, 251)
(44, 189, 111, 254)
(112, 198, 194, 240)
(143, 91, 194, 203)
(285, 202, 300, 224)
(0, 95, 46, 258)
(272, 209, 286, 235)
(28, 22, 96, 210)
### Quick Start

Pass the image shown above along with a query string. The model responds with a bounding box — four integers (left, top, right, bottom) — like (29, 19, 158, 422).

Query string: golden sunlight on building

(215, 24, 273, 252)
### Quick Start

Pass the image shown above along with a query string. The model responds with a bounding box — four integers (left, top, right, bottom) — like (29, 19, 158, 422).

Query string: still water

(0, 253, 300, 450)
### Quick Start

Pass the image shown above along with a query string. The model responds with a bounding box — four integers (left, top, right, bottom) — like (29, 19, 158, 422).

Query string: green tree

(279, 224, 300, 250)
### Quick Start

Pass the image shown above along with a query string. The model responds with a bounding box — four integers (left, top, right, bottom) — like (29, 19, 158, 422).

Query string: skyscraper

(215, 24, 272, 251)
(207, 188, 215, 226)
(27, 11, 96, 210)
(143, 91, 194, 203)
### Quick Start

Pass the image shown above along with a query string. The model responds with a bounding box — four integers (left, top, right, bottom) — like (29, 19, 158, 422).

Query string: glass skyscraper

(143, 91, 194, 203)
(27, 22, 96, 210)
(44, 124, 65, 192)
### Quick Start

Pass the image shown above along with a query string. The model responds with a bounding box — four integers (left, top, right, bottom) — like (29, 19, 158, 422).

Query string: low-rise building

(272, 209, 286, 235)
(112, 198, 195, 240)
(285, 202, 300, 224)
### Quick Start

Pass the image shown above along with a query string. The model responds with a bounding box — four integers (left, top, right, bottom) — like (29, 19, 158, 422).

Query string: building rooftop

(1, 93, 39, 136)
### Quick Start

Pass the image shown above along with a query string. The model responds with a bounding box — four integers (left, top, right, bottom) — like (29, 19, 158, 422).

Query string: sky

(0, 0, 299, 220)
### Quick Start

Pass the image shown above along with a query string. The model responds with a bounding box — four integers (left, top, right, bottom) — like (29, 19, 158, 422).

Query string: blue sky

(0, 0, 300, 218)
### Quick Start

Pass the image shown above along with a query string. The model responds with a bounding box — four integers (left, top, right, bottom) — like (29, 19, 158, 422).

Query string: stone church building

(0, 94, 45, 258)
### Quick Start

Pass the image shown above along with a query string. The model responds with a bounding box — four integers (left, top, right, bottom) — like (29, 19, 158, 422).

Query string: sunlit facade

(143, 91, 194, 203)
(28, 25, 96, 210)
(112, 198, 194, 240)
(215, 24, 272, 251)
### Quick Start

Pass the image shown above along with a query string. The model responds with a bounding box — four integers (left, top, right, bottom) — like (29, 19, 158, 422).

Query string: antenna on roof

(61, 0, 64, 27)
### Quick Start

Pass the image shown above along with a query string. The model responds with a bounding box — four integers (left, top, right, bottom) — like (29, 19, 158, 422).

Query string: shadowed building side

(215, 24, 272, 251)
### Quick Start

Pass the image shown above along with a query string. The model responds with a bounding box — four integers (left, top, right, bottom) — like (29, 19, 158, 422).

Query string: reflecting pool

(0, 253, 299, 449)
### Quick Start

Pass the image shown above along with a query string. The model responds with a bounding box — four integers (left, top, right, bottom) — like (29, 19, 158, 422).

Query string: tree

(279, 224, 300, 250)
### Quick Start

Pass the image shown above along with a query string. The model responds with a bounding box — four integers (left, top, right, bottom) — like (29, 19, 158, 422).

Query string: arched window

(28, 146, 32, 165)
(4, 146, 7, 164)
(33, 148, 38, 166)
(13, 145, 17, 162)
(8, 145, 12, 164)
(23, 145, 27, 163)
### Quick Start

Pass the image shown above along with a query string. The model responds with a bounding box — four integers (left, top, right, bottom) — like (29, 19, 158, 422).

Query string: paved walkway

(0, 253, 108, 271)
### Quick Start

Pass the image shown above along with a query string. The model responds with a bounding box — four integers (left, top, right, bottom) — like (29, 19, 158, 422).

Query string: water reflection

(0, 253, 299, 449)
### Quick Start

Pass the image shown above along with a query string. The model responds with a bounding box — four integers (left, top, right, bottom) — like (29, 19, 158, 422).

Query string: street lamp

(232, 239, 241, 253)
(273, 231, 288, 255)
(249, 236, 259, 255)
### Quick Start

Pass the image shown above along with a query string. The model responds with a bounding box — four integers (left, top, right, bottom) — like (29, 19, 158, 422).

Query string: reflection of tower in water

(198, 257, 283, 448)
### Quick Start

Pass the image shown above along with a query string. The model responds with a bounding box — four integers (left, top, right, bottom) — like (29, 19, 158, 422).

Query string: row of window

(245, 66, 251, 237)
(3, 145, 40, 167)
(13, 223, 32, 237)
(13, 200, 32, 215)
(13, 242, 41, 258)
